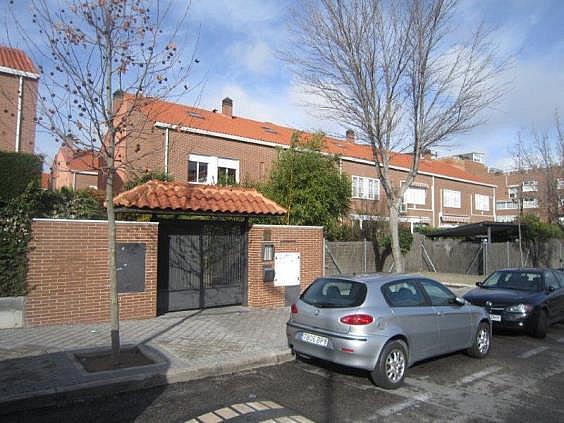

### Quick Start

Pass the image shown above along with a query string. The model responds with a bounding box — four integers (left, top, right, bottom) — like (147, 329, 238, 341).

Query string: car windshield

(301, 278, 367, 308)
(482, 271, 543, 292)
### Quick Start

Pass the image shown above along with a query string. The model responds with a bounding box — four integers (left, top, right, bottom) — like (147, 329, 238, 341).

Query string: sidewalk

(0, 307, 293, 414)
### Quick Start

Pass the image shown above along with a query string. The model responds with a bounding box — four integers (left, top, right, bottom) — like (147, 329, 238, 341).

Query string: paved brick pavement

(0, 307, 292, 412)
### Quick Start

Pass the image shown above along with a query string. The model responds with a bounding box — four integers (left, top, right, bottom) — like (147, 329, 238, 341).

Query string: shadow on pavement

(0, 343, 171, 422)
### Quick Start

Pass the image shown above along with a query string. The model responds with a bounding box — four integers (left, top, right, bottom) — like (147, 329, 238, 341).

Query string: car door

(546, 270, 564, 323)
(418, 279, 472, 353)
(382, 279, 441, 362)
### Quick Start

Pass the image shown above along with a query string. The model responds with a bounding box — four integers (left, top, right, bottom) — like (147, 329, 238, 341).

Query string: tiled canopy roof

(0, 46, 39, 76)
(129, 95, 492, 186)
(113, 180, 287, 216)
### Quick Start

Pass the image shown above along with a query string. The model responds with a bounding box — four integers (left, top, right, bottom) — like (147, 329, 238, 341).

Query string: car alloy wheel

(477, 327, 490, 354)
(385, 349, 406, 383)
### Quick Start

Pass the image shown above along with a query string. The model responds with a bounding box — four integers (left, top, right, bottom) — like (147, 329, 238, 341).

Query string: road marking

(377, 393, 432, 417)
(232, 403, 254, 414)
(518, 346, 549, 359)
(459, 366, 502, 384)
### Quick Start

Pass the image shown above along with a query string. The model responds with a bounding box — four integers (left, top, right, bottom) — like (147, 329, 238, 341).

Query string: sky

(3, 0, 564, 170)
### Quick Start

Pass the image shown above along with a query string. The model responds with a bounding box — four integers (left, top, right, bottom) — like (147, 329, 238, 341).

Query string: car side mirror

(547, 286, 556, 293)
(475, 281, 482, 287)
(449, 297, 466, 306)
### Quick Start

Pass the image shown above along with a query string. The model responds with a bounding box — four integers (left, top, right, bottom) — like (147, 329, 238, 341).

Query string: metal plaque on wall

(117, 243, 146, 293)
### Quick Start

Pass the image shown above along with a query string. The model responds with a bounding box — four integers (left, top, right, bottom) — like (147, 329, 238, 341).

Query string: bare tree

(514, 111, 564, 224)
(286, 0, 504, 271)
(10, 0, 197, 362)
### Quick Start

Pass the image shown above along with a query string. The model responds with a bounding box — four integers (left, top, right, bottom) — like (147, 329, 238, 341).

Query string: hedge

(0, 151, 43, 205)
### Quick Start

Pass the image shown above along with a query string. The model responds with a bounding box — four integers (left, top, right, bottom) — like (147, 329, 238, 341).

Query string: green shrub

(0, 152, 42, 205)
(123, 169, 172, 191)
(0, 183, 106, 297)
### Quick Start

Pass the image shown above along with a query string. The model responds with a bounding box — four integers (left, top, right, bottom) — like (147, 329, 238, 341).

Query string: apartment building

(111, 94, 496, 228)
(440, 153, 564, 223)
(0, 46, 39, 153)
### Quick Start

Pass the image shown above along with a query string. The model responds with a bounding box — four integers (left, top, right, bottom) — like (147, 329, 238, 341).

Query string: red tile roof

(69, 150, 100, 172)
(113, 180, 287, 216)
(0, 46, 39, 75)
(128, 95, 492, 186)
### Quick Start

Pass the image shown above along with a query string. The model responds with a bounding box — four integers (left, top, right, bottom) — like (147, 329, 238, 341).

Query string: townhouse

(110, 94, 496, 228)
(0, 46, 39, 153)
(50, 142, 101, 190)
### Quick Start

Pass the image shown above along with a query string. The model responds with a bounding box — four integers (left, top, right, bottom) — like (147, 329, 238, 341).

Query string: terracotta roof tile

(0, 46, 39, 75)
(113, 180, 287, 216)
(129, 94, 492, 186)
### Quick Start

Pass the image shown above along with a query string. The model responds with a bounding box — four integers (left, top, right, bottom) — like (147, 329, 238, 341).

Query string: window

(404, 187, 426, 205)
(496, 200, 518, 210)
(522, 181, 538, 192)
(382, 281, 426, 307)
(352, 176, 379, 200)
(188, 154, 239, 185)
(443, 189, 461, 208)
(553, 270, 564, 288)
(508, 186, 519, 198)
(188, 159, 209, 183)
(545, 271, 560, 291)
(474, 194, 490, 211)
(218, 167, 236, 185)
(558, 179, 564, 190)
(301, 278, 367, 308)
(523, 198, 538, 209)
(496, 215, 517, 222)
(419, 279, 456, 306)
(482, 271, 542, 292)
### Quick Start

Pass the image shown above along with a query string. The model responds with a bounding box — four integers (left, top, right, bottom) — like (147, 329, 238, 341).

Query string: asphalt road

(4, 320, 564, 423)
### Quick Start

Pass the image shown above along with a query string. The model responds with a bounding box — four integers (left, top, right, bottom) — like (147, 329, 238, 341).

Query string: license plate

(489, 314, 501, 322)
(301, 332, 328, 347)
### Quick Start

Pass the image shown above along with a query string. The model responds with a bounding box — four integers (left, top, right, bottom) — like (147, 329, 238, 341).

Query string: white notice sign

(274, 252, 301, 286)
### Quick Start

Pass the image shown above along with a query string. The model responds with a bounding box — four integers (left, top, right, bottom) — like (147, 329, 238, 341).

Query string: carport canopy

(428, 221, 520, 243)
(113, 180, 287, 217)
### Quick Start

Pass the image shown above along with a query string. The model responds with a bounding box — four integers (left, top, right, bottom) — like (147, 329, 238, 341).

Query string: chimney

(222, 97, 233, 117)
(346, 129, 355, 143)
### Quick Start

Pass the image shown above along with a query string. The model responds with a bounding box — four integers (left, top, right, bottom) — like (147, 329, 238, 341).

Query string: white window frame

(496, 215, 517, 222)
(522, 180, 538, 192)
(523, 198, 538, 209)
(557, 179, 564, 190)
(188, 154, 239, 185)
(508, 186, 519, 198)
(443, 189, 461, 208)
(404, 187, 426, 205)
(496, 200, 518, 210)
(351, 176, 379, 200)
(474, 194, 490, 212)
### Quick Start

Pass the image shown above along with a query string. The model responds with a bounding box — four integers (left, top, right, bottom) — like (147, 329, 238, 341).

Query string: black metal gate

(157, 221, 248, 313)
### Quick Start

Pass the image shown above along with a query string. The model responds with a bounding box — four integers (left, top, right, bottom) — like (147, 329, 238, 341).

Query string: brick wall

(248, 225, 323, 308)
(25, 219, 158, 327)
(0, 72, 38, 153)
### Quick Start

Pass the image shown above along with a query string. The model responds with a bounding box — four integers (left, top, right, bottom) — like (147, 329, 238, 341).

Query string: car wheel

(530, 310, 548, 339)
(466, 322, 491, 358)
(370, 340, 408, 389)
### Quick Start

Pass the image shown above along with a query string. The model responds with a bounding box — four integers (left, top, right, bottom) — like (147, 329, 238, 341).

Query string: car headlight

(505, 304, 533, 313)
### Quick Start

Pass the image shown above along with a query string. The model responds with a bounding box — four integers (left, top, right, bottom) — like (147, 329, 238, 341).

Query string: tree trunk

(106, 154, 120, 364)
(388, 202, 404, 272)
(104, 25, 120, 364)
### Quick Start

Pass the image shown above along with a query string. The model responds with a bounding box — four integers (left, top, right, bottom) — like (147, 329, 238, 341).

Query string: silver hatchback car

(286, 274, 491, 389)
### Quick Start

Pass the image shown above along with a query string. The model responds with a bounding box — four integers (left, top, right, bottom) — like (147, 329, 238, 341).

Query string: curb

(0, 349, 294, 415)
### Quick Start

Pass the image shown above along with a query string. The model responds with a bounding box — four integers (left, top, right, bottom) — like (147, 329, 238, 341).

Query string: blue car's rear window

(301, 278, 367, 308)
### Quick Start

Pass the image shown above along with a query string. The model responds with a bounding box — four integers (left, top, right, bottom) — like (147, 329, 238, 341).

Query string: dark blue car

(463, 268, 564, 338)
